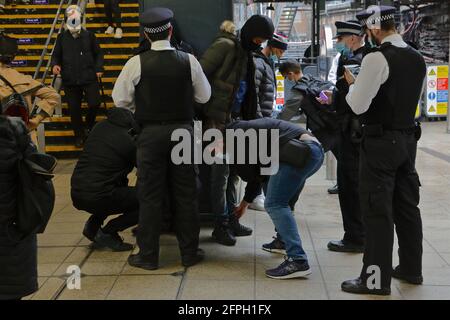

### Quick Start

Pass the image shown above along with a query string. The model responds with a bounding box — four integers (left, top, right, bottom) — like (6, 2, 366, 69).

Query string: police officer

(112, 7, 211, 270)
(321, 20, 366, 253)
(339, 6, 426, 295)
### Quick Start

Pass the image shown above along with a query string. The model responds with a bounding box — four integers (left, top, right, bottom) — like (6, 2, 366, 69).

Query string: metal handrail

(33, 0, 71, 81)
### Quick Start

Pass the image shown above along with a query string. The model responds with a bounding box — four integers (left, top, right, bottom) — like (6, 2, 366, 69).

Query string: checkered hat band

(361, 14, 395, 26)
(144, 22, 171, 34)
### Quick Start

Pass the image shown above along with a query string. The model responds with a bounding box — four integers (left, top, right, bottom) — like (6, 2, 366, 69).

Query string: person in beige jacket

(0, 34, 60, 134)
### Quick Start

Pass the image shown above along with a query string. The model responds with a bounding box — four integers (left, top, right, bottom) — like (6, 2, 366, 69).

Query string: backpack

(2, 117, 57, 242)
(0, 74, 31, 124)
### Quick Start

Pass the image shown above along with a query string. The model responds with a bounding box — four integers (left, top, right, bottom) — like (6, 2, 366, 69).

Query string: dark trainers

(93, 229, 133, 252)
(128, 254, 158, 270)
(265, 257, 311, 279)
(229, 215, 253, 237)
(262, 236, 286, 255)
(392, 266, 423, 285)
(212, 224, 236, 246)
(328, 184, 339, 194)
(83, 216, 102, 242)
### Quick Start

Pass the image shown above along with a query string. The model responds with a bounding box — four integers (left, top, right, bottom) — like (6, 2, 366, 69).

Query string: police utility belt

(361, 123, 422, 141)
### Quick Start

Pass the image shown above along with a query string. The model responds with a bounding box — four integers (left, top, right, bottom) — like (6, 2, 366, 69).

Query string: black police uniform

(331, 22, 367, 250)
(342, 6, 427, 294)
(130, 8, 201, 268)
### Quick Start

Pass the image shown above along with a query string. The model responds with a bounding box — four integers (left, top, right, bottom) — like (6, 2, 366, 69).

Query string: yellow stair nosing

(17, 65, 124, 72)
(45, 130, 74, 137)
(0, 22, 139, 29)
(2, 13, 138, 19)
(19, 43, 138, 49)
(9, 33, 139, 39)
(4, 4, 138, 10)
(45, 145, 83, 152)
(14, 54, 132, 60)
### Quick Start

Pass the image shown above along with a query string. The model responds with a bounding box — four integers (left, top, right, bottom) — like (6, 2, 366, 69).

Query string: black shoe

(262, 236, 286, 255)
(341, 278, 391, 295)
(128, 254, 158, 270)
(83, 216, 102, 242)
(392, 266, 423, 285)
(93, 229, 133, 252)
(212, 224, 236, 246)
(182, 248, 205, 267)
(266, 257, 312, 279)
(327, 240, 364, 253)
(327, 184, 339, 194)
(229, 215, 253, 237)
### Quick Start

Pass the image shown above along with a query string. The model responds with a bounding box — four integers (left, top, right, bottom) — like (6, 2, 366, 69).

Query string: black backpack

(2, 117, 57, 242)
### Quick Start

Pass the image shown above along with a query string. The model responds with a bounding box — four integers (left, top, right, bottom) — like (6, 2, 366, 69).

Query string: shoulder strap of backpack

(0, 74, 18, 93)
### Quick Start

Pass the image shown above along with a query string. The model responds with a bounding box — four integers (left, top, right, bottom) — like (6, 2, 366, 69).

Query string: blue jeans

(263, 140, 324, 261)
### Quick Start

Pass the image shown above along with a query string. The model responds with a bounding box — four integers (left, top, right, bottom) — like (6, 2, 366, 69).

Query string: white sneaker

(114, 28, 123, 39)
(105, 26, 114, 35)
(249, 194, 265, 212)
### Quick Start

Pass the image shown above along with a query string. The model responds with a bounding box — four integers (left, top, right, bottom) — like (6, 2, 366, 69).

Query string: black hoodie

(71, 108, 137, 203)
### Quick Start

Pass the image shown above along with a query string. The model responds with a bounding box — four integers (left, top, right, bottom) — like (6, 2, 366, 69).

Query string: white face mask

(66, 9, 82, 35)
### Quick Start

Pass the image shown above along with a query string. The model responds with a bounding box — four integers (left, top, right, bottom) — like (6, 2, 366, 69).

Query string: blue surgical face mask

(269, 53, 278, 64)
(335, 42, 351, 57)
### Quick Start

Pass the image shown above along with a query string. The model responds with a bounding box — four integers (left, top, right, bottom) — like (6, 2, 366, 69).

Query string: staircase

(0, 0, 139, 157)
(275, 5, 298, 40)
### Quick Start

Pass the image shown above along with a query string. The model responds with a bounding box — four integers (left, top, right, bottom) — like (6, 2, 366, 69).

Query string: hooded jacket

(200, 17, 274, 125)
(253, 51, 276, 117)
(71, 107, 137, 204)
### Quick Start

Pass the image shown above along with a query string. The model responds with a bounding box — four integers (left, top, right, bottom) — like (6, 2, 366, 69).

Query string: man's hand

(27, 114, 44, 131)
(344, 68, 356, 85)
(52, 65, 61, 75)
(316, 90, 333, 105)
(96, 72, 103, 78)
(234, 200, 250, 219)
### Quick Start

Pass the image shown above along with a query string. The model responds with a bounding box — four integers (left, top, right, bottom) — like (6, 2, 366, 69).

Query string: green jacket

(200, 30, 249, 125)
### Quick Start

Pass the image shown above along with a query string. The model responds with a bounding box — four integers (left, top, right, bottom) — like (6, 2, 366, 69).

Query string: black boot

(327, 240, 364, 253)
(182, 248, 205, 268)
(392, 266, 423, 285)
(229, 215, 252, 237)
(128, 254, 158, 270)
(83, 215, 103, 242)
(327, 184, 339, 194)
(341, 277, 391, 296)
(93, 229, 133, 252)
(212, 219, 236, 246)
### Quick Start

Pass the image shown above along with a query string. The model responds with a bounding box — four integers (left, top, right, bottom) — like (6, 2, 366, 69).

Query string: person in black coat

(71, 107, 138, 251)
(0, 116, 38, 300)
(51, 5, 104, 147)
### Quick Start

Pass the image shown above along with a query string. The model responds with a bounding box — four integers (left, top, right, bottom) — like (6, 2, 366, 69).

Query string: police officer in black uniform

(339, 6, 426, 295)
(112, 7, 211, 270)
(325, 20, 366, 253)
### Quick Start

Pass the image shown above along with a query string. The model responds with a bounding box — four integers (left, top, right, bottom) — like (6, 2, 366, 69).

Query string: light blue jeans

(263, 140, 324, 261)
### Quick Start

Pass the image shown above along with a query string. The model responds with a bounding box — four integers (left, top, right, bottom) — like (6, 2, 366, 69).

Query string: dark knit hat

(268, 33, 289, 50)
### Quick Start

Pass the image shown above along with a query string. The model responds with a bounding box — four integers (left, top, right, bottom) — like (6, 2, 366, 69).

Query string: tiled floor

(24, 121, 450, 300)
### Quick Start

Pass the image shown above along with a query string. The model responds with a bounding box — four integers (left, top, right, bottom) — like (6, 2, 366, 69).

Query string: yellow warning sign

(428, 105, 436, 113)
(437, 102, 447, 116)
(437, 66, 449, 78)
(428, 69, 436, 76)
(277, 80, 284, 87)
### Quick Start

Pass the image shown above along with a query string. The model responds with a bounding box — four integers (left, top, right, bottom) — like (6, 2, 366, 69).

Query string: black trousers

(337, 130, 364, 244)
(104, 0, 122, 28)
(74, 186, 139, 233)
(359, 131, 423, 288)
(136, 123, 199, 260)
(64, 82, 101, 139)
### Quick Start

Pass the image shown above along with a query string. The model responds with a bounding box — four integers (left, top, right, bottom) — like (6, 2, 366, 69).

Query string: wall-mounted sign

(11, 60, 28, 67)
(17, 38, 33, 44)
(34, 0, 49, 4)
(425, 65, 448, 117)
(25, 18, 41, 24)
